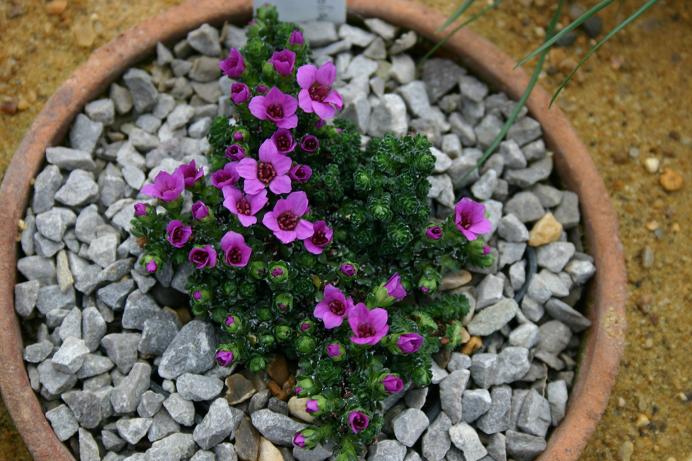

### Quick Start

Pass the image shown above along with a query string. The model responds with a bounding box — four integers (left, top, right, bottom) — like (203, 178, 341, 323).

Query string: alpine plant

(131, 6, 493, 459)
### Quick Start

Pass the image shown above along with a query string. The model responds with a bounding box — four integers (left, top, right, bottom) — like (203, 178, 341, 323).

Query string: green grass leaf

(550, 0, 659, 105)
(436, 0, 476, 32)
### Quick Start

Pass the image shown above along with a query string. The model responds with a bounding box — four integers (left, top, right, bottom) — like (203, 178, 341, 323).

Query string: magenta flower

(188, 245, 217, 269)
(262, 191, 314, 244)
(382, 374, 404, 394)
(454, 197, 492, 241)
(141, 170, 185, 202)
(220, 231, 252, 268)
(219, 48, 245, 77)
(349, 303, 389, 346)
(483, 245, 491, 255)
(166, 220, 192, 248)
(231, 82, 251, 104)
(133, 202, 148, 217)
(305, 399, 319, 414)
(297, 62, 343, 120)
(289, 29, 304, 46)
(225, 144, 246, 161)
(271, 129, 296, 154)
(145, 260, 157, 273)
(300, 134, 319, 153)
(211, 162, 240, 189)
(215, 350, 234, 367)
(248, 87, 298, 129)
(191, 201, 209, 220)
(256, 84, 268, 94)
(289, 164, 312, 184)
(384, 273, 407, 301)
(175, 160, 204, 188)
(233, 131, 244, 141)
(236, 139, 292, 195)
(340, 263, 356, 277)
(326, 342, 344, 359)
(314, 284, 353, 329)
(270, 49, 296, 76)
(292, 433, 305, 448)
(304, 220, 332, 255)
(397, 333, 424, 354)
(223, 187, 268, 227)
(426, 225, 443, 240)
(347, 411, 370, 434)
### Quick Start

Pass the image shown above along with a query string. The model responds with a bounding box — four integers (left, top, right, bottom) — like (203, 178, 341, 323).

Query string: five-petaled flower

(236, 139, 292, 195)
(248, 87, 298, 129)
(454, 197, 492, 241)
(230, 82, 251, 104)
(304, 220, 332, 254)
(271, 129, 296, 154)
(188, 245, 217, 269)
(262, 191, 314, 244)
(225, 144, 246, 161)
(289, 164, 312, 184)
(270, 49, 296, 76)
(349, 303, 389, 346)
(191, 201, 209, 220)
(382, 374, 404, 394)
(222, 187, 268, 227)
(166, 220, 192, 248)
(314, 284, 353, 329)
(397, 333, 424, 354)
(347, 411, 370, 434)
(297, 62, 343, 120)
(219, 48, 245, 77)
(141, 170, 185, 202)
(220, 231, 252, 268)
(211, 162, 240, 189)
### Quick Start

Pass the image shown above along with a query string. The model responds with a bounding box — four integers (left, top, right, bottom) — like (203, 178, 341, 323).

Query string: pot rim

(0, 1, 626, 460)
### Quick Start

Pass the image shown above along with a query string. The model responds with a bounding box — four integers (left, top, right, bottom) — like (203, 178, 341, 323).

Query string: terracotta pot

(0, 0, 627, 460)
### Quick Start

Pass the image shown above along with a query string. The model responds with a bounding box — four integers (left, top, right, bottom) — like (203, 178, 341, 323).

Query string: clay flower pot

(0, 0, 626, 460)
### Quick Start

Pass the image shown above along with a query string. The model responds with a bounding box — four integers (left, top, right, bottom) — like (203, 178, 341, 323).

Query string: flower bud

(249, 261, 267, 279)
(224, 314, 241, 333)
(259, 334, 276, 347)
(215, 346, 237, 367)
(274, 293, 294, 314)
(295, 377, 315, 396)
(296, 335, 316, 354)
(339, 263, 357, 277)
(298, 320, 315, 334)
(426, 225, 443, 240)
(418, 274, 439, 295)
(381, 373, 404, 395)
(292, 428, 317, 449)
(249, 356, 267, 372)
(191, 288, 210, 304)
(325, 342, 345, 361)
(261, 60, 275, 77)
(412, 366, 432, 387)
(445, 321, 465, 348)
(268, 261, 289, 283)
(305, 395, 329, 416)
(275, 324, 292, 342)
(257, 307, 272, 322)
(133, 202, 148, 217)
(143, 255, 160, 273)
(396, 333, 424, 354)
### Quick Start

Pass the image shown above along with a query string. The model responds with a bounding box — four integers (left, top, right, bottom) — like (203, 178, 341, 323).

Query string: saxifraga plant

(131, 5, 494, 459)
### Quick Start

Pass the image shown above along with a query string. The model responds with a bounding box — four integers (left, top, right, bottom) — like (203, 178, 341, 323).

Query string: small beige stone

(288, 396, 315, 423)
(619, 440, 634, 461)
(440, 270, 472, 291)
(258, 437, 283, 461)
(528, 212, 563, 246)
(643, 157, 659, 173)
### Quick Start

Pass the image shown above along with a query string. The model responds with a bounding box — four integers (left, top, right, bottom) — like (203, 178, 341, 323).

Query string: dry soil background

(0, 1, 690, 460)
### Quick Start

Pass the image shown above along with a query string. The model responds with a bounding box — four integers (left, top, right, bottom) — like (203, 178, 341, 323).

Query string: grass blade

(515, 0, 613, 67)
(550, 0, 659, 105)
(436, 0, 476, 32)
(467, 0, 565, 175)
(423, 0, 501, 62)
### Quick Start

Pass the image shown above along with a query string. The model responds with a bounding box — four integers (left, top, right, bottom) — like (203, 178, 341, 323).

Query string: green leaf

(515, 0, 613, 67)
(436, 0, 476, 32)
(550, 0, 659, 105)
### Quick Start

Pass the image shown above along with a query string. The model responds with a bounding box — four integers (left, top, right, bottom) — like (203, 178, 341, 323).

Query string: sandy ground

(0, 0, 689, 460)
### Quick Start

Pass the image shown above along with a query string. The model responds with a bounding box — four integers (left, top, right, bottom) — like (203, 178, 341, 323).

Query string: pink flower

(326, 342, 345, 359)
(191, 201, 209, 220)
(222, 187, 268, 227)
(236, 139, 292, 195)
(297, 62, 343, 120)
(270, 49, 296, 76)
(289, 164, 312, 184)
(215, 350, 234, 367)
(314, 284, 353, 329)
(188, 245, 217, 269)
(248, 87, 298, 129)
(219, 48, 245, 77)
(233, 131, 244, 141)
(304, 220, 332, 254)
(289, 29, 304, 46)
(262, 191, 314, 244)
(141, 170, 185, 202)
(133, 202, 148, 217)
(305, 399, 319, 414)
(300, 134, 319, 153)
(340, 263, 356, 277)
(225, 144, 246, 160)
(382, 374, 404, 394)
(220, 231, 252, 268)
(384, 273, 407, 301)
(166, 220, 192, 248)
(426, 225, 443, 240)
(397, 333, 424, 354)
(349, 303, 389, 346)
(145, 259, 157, 273)
(231, 82, 251, 104)
(347, 411, 369, 434)
(271, 129, 296, 154)
(211, 162, 240, 189)
(454, 197, 492, 241)
(175, 160, 204, 187)
(292, 433, 305, 448)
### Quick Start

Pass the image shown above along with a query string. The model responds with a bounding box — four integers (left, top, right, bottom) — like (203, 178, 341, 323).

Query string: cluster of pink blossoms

(137, 42, 345, 271)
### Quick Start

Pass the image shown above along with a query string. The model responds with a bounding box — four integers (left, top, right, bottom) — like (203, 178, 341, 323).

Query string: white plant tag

(253, 0, 346, 23)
